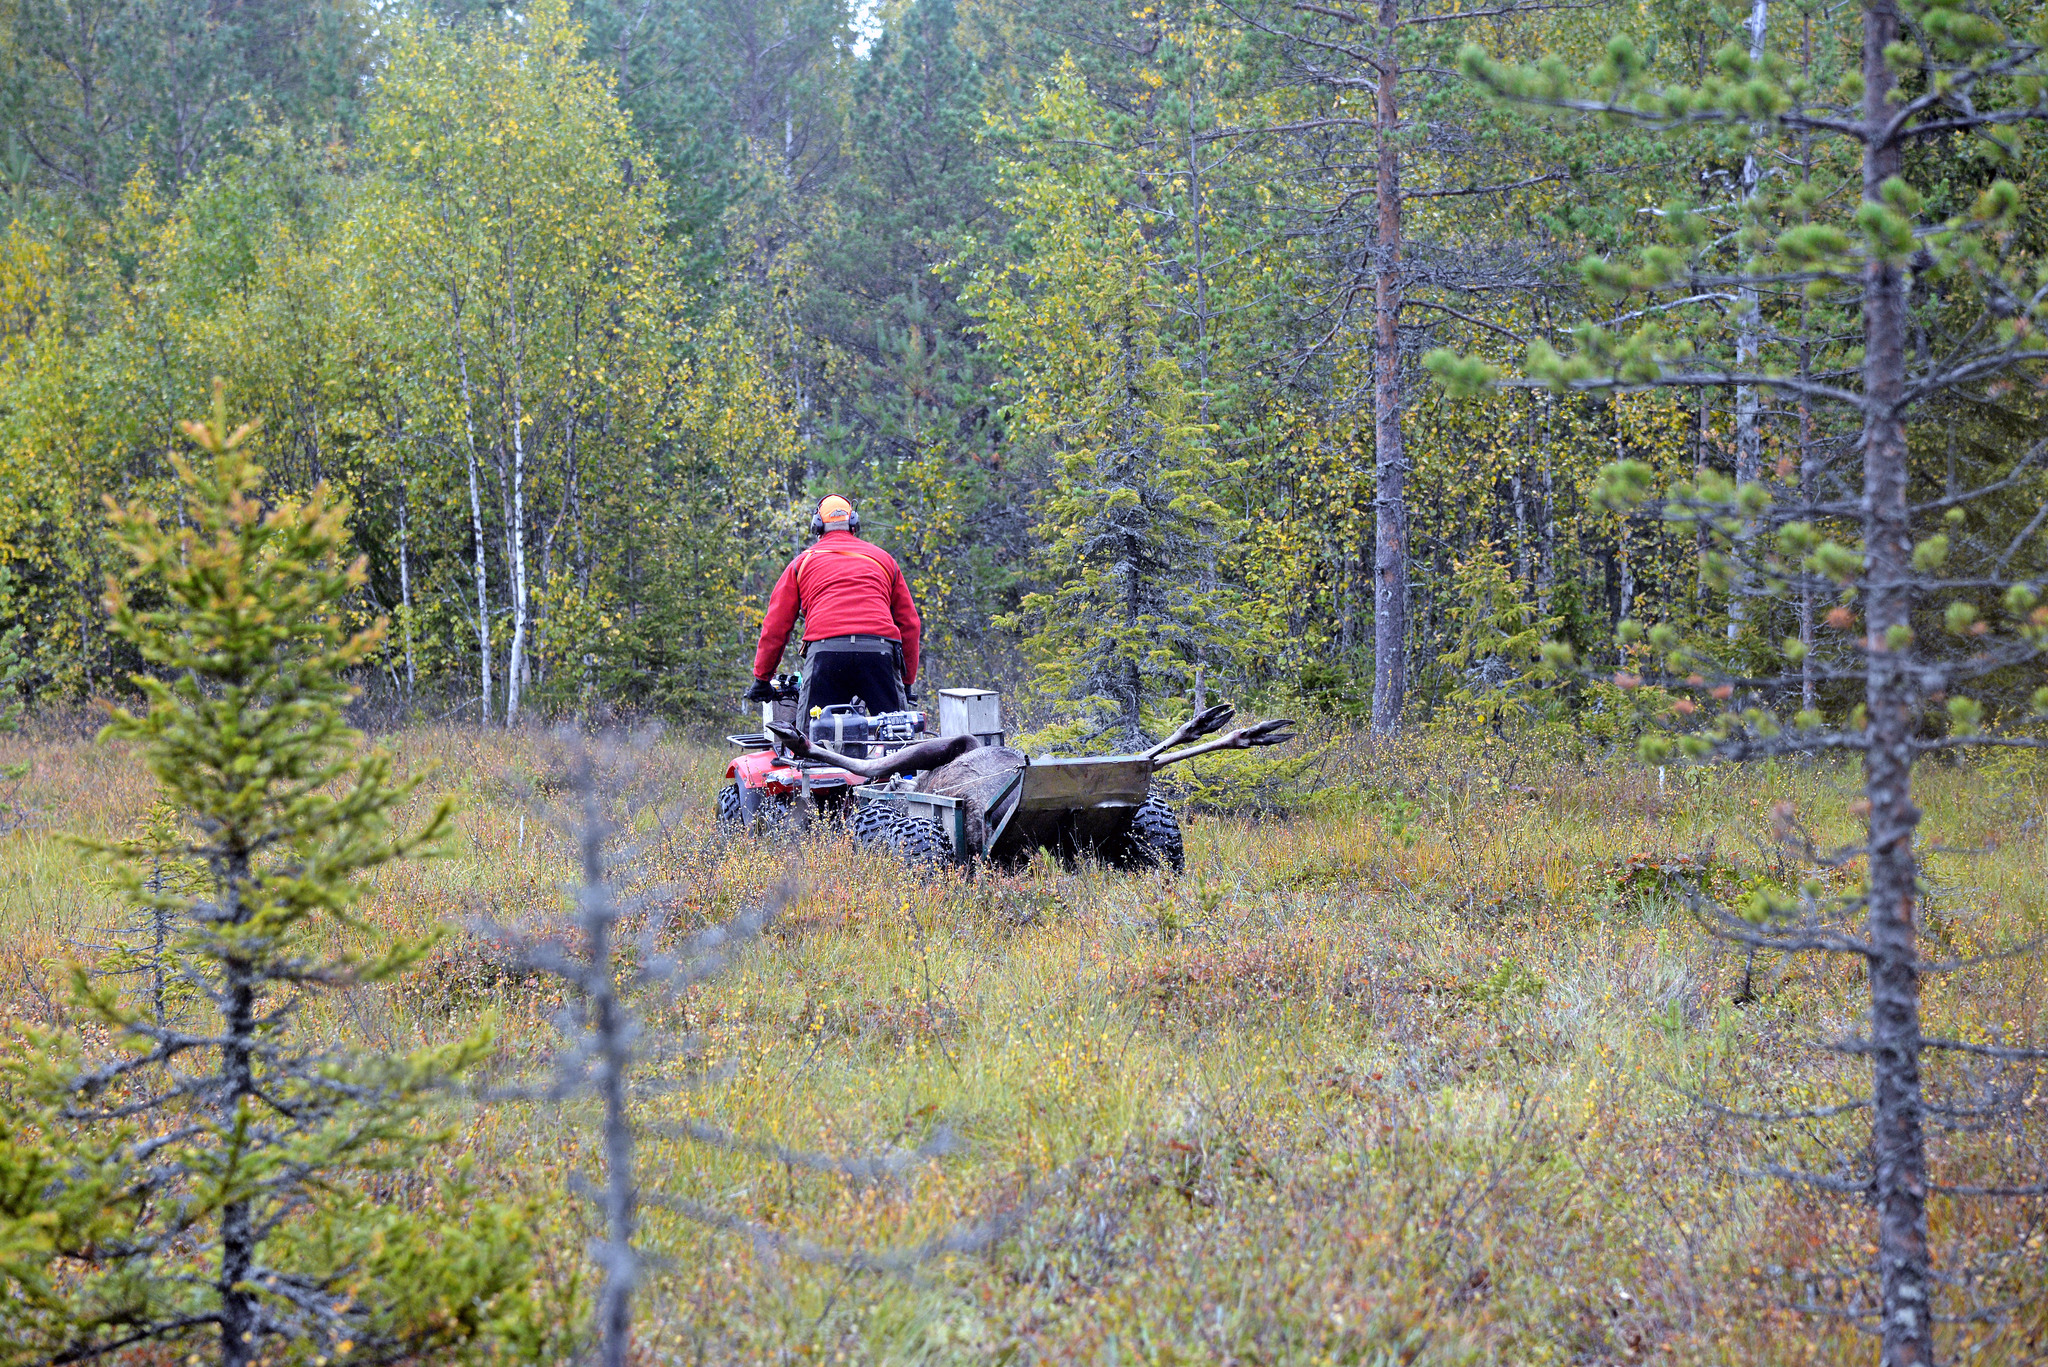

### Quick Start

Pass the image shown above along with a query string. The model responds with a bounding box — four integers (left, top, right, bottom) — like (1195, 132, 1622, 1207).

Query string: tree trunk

(217, 858, 257, 1367)
(1186, 88, 1212, 426)
(1858, 3, 1932, 1361)
(397, 443, 415, 700)
(582, 813, 635, 1367)
(453, 293, 492, 723)
(537, 412, 577, 694)
(1537, 416, 1556, 614)
(1730, 0, 1769, 641)
(504, 272, 532, 727)
(1370, 0, 1407, 736)
(1799, 333, 1816, 714)
(1695, 389, 1712, 608)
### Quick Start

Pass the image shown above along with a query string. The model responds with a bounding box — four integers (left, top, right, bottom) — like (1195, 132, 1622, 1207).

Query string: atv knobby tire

(891, 812, 952, 868)
(716, 783, 745, 831)
(849, 799, 895, 848)
(1119, 794, 1185, 873)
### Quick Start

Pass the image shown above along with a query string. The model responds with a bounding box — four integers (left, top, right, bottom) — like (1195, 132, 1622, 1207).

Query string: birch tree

(353, 0, 671, 725)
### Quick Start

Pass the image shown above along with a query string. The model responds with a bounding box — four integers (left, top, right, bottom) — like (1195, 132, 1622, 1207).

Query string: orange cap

(817, 495, 854, 528)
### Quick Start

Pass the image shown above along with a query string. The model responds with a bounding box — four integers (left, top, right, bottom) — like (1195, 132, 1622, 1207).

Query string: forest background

(13, 0, 2023, 740)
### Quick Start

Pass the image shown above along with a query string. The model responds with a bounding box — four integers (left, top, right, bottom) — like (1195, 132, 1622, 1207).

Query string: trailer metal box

(936, 688, 1004, 747)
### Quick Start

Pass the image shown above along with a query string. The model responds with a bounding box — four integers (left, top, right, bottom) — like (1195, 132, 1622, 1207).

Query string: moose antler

(1139, 702, 1237, 761)
(1151, 718, 1296, 769)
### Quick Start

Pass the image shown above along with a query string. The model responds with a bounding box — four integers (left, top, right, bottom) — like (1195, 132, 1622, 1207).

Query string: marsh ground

(3, 725, 2042, 1364)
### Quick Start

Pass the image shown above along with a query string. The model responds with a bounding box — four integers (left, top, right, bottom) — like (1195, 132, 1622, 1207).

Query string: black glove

(743, 677, 777, 704)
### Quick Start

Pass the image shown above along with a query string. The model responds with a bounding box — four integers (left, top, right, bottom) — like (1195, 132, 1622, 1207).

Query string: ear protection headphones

(810, 498, 860, 537)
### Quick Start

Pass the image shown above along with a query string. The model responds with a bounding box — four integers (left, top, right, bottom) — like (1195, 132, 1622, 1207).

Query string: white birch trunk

(504, 273, 531, 727)
(397, 443, 415, 698)
(1730, 0, 1769, 640)
(453, 291, 492, 723)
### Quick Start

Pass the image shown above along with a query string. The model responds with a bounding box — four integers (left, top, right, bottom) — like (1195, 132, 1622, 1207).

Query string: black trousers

(797, 640, 905, 718)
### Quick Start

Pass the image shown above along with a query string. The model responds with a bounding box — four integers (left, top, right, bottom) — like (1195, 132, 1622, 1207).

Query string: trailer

(758, 698, 1293, 875)
(846, 753, 1184, 870)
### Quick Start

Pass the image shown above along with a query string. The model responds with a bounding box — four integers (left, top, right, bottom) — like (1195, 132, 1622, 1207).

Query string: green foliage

(0, 389, 537, 1365)
(0, 0, 2040, 752)
(974, 59, 1278, 744)
(1432, 541, 1570, 741)
(0, 0, 373, 218)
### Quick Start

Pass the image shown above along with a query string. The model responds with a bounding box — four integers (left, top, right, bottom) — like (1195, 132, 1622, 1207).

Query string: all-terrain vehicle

(717, 673, 941, 833)
(724, 682, 1293, 874)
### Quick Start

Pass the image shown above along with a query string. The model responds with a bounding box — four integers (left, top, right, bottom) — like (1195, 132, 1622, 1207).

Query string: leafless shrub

(477, 726, 1078, 1365)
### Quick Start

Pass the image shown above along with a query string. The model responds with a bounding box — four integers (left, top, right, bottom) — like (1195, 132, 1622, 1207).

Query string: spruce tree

(0, 386, 537, 1366)
(1007, 324, 1240, 749)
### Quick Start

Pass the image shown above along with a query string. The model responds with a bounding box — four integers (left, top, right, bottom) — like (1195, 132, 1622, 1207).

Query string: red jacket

(753, 531, 922, 684)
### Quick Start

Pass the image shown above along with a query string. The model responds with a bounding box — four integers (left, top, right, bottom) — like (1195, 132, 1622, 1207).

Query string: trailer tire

(892, 812, 952, 868)
(716, 783, 745, 831)
(1123, 795, 1185, 873)
(849, 799, 894, 848)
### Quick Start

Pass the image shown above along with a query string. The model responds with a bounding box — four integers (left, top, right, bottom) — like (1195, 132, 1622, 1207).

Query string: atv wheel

(716, 783, 745, 831)
(848, 799, 894, 847)
(1119, 795, 1185, 873)
(891, 812, 952, 868)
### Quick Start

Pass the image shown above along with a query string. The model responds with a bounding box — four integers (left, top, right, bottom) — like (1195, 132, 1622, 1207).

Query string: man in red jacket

(747, 495, 922, 717)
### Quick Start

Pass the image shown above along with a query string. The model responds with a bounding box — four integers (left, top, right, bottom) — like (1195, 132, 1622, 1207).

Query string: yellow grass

(2, 724, 2043, 1364)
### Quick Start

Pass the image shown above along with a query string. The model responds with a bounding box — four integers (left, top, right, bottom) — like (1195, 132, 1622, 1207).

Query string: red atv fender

(726, 747, 863, 797)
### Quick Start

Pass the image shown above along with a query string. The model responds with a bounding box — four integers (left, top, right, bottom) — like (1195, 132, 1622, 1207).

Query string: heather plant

(0, 389, 539, 1366)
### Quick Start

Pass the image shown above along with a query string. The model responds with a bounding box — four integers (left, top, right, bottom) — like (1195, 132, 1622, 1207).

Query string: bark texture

(1370, 0, 1407, 735)
(1858, 3, 1932, 1360)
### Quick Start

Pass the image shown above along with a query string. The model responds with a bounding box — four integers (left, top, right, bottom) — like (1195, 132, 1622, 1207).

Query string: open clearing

(4, 726, 2043, 1364)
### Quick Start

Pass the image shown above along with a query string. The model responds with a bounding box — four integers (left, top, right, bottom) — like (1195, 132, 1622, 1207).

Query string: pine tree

(1440, 4, 2048, 1358)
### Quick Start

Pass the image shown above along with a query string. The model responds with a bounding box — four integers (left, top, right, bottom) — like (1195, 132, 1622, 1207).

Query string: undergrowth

(1, 724, 2042, 1364)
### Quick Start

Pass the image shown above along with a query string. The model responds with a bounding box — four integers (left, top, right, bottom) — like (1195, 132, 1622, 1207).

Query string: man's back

(752, 506, 923, 702)
(782, 532, 910, 646)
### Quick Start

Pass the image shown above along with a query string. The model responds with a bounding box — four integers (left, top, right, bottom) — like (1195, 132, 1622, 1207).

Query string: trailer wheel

(891, 812, 952, 868)
(849, 800, 894, 848)
(716, 783, 745, 831)
(1122, 795, 1185, 873)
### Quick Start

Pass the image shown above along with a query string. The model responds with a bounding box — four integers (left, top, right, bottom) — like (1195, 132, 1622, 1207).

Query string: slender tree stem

(453, 290, 492, 724)
(218, 859, 257, 1367)
(504, 250, 531, 726)
(1370, 0, 1407, 735)
(1730, 0, 1769, 641)
(1858, 3, 1932, 1360)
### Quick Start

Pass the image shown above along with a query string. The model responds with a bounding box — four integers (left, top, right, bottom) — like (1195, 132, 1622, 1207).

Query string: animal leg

(767, 724, 980, 781)
(1140, 702, 1237, 761)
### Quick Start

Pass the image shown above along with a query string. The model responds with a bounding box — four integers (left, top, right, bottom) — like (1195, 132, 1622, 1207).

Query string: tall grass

(3, 724, 2041, 1362)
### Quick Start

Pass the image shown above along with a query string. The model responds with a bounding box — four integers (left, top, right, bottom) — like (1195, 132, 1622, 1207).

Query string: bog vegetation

(0, 0, 2045, 1363)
